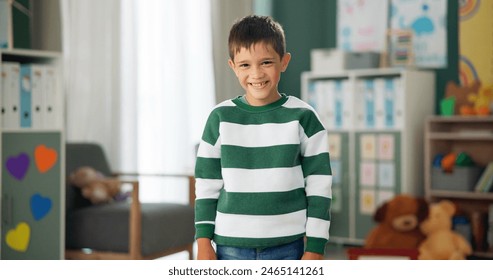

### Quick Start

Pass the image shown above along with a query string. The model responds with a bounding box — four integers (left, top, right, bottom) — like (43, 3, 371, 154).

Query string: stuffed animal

(69, 166, 121, 204)
(418, 200, 473, 260)
(365, 194, 429, 249)
(445, 80, 481, 115)
(466, 85, 493, 116)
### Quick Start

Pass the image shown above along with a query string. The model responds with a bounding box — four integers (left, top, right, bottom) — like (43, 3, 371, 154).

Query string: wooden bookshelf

(424, 116, 493, 255)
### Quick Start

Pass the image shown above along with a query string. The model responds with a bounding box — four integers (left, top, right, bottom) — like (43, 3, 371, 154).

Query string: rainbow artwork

(459, 0, 493, 87)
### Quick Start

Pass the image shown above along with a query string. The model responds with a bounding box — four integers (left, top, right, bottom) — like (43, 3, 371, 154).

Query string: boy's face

(228, 42, 291, 106)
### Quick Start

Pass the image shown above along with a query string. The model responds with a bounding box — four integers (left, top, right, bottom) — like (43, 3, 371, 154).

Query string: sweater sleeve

(300, 111, 333, 255)
(194, 110, 223, 240)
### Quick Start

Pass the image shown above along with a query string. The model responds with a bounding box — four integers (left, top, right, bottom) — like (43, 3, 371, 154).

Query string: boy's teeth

(251, 82, 266, 86)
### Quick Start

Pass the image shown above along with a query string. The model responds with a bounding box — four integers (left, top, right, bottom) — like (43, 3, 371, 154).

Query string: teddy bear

(444, 80, 482, 115)
(69, 166, 122, 204)
(418, 200, 473, 260)
(364, 194, 429, 249)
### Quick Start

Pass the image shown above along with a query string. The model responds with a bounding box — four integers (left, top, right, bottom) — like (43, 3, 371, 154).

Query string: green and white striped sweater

(194, 94, 332, 254)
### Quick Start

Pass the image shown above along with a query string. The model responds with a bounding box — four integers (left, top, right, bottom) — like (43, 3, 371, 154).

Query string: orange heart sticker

(35, 145, 58, 173)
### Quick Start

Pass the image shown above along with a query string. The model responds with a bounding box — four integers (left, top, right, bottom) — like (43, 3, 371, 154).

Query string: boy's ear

(281, 53, 291, 72)
(228, 59, 238, 76)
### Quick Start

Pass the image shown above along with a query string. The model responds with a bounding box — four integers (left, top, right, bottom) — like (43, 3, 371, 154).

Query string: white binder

(43, 65, 62, 129)
(341, 79, 353, 130)
(30, 64, 45, 129)
(20, 64, 32, 128)
(1, 62, 21, 129)
(373, 78, 386, 129)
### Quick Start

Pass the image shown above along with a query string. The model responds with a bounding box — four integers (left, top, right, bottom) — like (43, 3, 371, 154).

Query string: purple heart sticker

(6, 153, 30, 180)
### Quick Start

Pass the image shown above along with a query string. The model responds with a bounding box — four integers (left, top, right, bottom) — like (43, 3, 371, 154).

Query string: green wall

(269, 0, 459, 114)
(270, 0, 337, 98)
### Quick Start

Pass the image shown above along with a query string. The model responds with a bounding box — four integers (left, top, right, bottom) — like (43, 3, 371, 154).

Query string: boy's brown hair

(228, 15, 286, 60)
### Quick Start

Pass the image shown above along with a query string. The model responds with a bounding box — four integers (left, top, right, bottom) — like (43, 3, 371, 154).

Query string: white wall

(211, 0, 253, 104)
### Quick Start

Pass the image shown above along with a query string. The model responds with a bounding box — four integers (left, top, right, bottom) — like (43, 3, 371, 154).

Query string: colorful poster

(390, 0, 448, 68)
(459, 0, 493, 87)
(337, 0, 389, 52)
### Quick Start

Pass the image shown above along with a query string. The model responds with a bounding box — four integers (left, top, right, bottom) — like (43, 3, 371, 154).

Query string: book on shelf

(474, 162, 493, 192)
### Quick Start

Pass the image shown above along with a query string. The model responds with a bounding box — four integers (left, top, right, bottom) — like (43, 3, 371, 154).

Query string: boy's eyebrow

(234, 56, 277, 64)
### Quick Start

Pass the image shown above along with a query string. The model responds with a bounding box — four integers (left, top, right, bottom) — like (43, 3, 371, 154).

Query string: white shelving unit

(0, 0, 64, 259)
(301, 68, 435, 244)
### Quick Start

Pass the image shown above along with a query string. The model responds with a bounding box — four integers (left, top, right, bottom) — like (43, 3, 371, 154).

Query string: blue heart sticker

(30, 193, 52, 221)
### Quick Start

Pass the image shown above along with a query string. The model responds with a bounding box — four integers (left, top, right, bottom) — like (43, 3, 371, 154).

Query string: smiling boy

(194, 15, 332, 260)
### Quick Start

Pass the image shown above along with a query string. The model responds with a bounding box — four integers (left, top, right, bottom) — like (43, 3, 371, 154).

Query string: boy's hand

(301, 252, 324, 260)
(197, 238, 217, 260)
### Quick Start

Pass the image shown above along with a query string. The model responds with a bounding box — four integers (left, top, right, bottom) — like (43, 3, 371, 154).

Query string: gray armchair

(64, 143, 195, 260)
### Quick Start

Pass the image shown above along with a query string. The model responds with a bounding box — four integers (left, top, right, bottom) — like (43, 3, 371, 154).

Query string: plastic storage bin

(431, 166, 482, 191)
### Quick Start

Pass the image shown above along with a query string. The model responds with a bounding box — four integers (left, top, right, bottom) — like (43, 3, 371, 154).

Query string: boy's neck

(243, 92, 282, 106)
(233, 93, 288, 113)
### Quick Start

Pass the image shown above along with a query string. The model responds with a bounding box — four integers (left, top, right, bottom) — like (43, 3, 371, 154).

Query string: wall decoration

(30, 193, 52, 221)
(376, 190, 395, 206)
(459, 0, 493, 89)
(378, 134, 395, 160)
(5, 153, 30, 180)
(378, 162, 395, 188)
(34, 144, 58, 173)
(337, 0, 389, 52)
(331, 187, 343, 212)
(360, 134, 376, 160)
(390, 0, 447, 68)
(328, 134, 342, 159)
(359, 188, 376, 214)
(360, 162, 376, 187)
(6, 222, 31, 252)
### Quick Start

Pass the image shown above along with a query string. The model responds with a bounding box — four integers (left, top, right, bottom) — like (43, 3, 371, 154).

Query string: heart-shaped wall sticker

(35, 145, 58, 173)
(6, 153, 30, 180)
(30, 193, 52, 221)
(6, 222, 30, 252)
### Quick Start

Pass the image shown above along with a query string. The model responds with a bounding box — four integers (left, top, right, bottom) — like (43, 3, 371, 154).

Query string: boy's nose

(250, 66, 264, 78)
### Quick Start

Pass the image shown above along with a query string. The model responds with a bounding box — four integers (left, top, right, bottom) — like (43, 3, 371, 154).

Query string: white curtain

(124, 0, 216, 202)
(61, 0, 125, 169)
(62, 0, 215, 203)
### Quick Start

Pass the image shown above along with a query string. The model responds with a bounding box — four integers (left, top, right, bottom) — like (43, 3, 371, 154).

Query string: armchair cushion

(66, 202, 194, 256)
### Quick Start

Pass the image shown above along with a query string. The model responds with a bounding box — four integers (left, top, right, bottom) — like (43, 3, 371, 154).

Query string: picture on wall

(390, 0, 448, 68)
(337, 0, 389, 52)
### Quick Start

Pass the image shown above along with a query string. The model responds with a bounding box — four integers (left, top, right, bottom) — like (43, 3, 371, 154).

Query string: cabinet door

(354, 131, 401, 239)
(327, 132, 350, 239)
(1, 132, 62, 259)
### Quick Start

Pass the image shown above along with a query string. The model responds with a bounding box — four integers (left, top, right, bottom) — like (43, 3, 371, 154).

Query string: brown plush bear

(365, 194, 429, 249)
(69, 166, 121, 204)
(418, 200, 473, 260)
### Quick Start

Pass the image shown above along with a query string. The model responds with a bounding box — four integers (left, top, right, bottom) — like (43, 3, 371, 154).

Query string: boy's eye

(239, 64, 249, 68)
(262, 61, 273, 65)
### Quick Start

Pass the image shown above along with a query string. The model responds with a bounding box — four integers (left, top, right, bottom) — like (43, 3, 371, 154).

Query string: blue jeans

(216, 238, 304, 260)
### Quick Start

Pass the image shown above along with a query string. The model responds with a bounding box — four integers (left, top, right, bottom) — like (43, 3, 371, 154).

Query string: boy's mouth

(249, 81, 268, 88)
